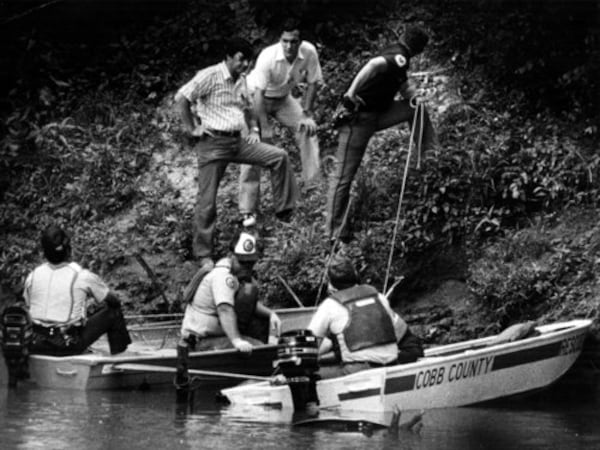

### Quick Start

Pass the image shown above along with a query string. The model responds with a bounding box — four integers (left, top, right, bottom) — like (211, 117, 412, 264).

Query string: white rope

(315, 196, 353, 305)
(383, 102, 424, 293)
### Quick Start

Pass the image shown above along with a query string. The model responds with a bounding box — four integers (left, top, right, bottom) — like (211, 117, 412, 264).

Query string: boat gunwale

(371, 318, 591, 377)
(223, 319, 593, 393)
(28, 343, 283, 367)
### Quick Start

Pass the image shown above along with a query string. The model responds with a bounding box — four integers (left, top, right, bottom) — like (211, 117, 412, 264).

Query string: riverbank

(1, 0, 598, 349)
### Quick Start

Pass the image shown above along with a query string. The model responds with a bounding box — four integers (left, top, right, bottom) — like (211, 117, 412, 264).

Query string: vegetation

(1, 0, 599, 342)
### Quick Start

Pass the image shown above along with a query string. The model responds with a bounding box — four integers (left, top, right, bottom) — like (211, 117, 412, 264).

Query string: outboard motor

(273, 329, 320, 410)
(0, 305, 33, 387)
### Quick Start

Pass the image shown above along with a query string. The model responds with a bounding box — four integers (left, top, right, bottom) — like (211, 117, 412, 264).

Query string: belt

(206, 129, 241, 138)
(264, 96, 286, 100)
(33, 322, 82, 337)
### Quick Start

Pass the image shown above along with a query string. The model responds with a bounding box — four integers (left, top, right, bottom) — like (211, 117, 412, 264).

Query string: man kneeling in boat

(308, 254, 423, 378)
(23, 225, 132, 356)
(176, 231, 281, 386)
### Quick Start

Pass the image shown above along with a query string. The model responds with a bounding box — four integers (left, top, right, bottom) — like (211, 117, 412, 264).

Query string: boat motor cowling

(273, 329, 320, 410)
(0, 304, 33, 386)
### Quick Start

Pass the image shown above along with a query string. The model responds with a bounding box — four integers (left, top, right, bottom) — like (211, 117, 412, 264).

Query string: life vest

(330, 284, 396, 353)
(234, 280, 258, 335)
(26, 262, 82, 324)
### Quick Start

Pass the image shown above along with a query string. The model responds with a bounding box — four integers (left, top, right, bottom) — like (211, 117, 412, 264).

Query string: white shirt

(23, 262, 109, 325)
(247, 41, 323, 98)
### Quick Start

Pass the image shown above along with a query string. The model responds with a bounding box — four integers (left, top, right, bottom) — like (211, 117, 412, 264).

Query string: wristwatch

(251, 126, 260, 133)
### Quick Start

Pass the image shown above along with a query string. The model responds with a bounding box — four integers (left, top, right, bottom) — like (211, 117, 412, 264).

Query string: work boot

(175, 344, 190, 388)
(241, 213, 257, 228)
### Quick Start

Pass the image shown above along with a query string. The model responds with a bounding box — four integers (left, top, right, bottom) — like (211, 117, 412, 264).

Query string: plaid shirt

(175, 62, 250, 132)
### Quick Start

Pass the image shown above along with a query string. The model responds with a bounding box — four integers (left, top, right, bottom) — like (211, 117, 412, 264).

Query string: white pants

(239, 94, 320, 214)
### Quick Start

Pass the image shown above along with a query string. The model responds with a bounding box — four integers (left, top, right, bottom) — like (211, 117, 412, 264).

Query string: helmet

(233, 231, 259, 262)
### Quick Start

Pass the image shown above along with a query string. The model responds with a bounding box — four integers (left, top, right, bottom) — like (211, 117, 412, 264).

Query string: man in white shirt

(175, 37, 298, 262)
(239, 20, 323, 227)
(23, 225, 131, 356)
(308, 254, 422, 378)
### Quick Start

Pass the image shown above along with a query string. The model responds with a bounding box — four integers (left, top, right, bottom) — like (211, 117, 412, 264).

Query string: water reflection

(0, 381, 599, 449)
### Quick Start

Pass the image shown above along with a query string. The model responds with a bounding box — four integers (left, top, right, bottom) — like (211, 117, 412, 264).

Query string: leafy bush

(469, 223, 600, 327)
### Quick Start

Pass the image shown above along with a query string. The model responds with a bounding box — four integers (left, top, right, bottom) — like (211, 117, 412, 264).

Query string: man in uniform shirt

(326, 25, 437, 245)
(239, 20, 323, 227)
(175, 37, 298, 263)
(23, 225, 131, 356)
(175, 231, 281, 386)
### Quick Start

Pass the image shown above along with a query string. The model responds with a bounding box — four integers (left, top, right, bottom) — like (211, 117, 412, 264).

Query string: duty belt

(32, 321, 83, 337)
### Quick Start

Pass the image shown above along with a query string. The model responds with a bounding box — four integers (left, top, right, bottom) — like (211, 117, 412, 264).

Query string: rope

(383, 101, 424, 293)
(1, 0, 63, 25)
(315, 197, 353, 305)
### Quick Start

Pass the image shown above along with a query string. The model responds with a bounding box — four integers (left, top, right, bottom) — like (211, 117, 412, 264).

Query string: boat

(220, 319, 592, 412)
(0, 308, 316, 391)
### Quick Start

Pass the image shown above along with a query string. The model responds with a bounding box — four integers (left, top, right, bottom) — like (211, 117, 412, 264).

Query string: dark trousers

(326, 100, 436, 241)
(193, 135, 299, 258)
(396, 328, 424, 364)
(31, 305, 131, 356)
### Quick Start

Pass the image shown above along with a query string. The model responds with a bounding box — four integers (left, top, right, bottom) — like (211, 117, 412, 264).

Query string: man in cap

(307, 254, 422, 378)
(22, 225, 131, 356)
(175, 231, 281, 386)
(326, 24, 437, 245)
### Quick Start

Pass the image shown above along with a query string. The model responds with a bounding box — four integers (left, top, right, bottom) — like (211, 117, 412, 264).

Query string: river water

(1, 370, 600, 450)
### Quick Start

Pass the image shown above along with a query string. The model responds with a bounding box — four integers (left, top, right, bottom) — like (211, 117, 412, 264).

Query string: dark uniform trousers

(31, 305, 131, 356)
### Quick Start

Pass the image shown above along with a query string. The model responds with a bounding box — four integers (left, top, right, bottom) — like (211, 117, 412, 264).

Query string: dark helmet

(327, 254, 360, 290)
(41, 225, 71, 264)
(401, 25, 429, 56)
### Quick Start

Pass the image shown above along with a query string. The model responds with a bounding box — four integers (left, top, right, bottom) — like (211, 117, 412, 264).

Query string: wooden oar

(113, 363, 270, 382)
(277, 275, 304, 308)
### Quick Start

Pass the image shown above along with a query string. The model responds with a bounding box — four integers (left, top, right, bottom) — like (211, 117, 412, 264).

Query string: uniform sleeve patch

(394, 54, 407, 68)
(225, 276, 237, 290)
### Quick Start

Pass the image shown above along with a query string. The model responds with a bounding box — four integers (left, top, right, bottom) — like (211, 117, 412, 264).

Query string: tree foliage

(0, 0, 598, 325)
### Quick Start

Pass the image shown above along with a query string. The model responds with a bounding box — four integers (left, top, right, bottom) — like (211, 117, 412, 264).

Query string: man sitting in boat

(175, 231, 282, 386)
(23, 225, 131, 356)
(308, 254, 423, 378)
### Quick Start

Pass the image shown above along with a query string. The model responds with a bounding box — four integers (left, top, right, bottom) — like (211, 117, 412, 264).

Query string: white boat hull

(1, 321, 281, 390)
(221, 319, 591, 412)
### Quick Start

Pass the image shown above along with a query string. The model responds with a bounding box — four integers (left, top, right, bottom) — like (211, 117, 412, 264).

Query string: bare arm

(217, 303, 242, 341)
(217, 303, 253, 353)
(254, 302, 272, 319)
(255, 302, 282, 337)
(253, 88, 270, 135)
(175, 95, 198, 135)
(302, 82, 319, 114)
